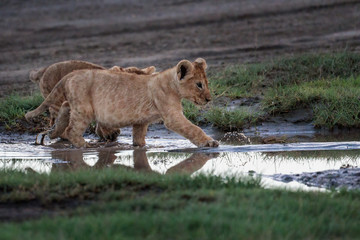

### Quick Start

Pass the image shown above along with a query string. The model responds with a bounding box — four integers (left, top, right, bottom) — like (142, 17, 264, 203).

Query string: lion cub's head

(176, 58, 212, 105)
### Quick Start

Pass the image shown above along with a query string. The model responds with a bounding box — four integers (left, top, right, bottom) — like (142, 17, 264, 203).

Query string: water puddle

(1, 125, 360, 191)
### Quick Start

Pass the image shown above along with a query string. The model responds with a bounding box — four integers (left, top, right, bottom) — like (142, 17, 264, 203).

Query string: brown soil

(0, 200, 86, 222)
(5, 115, 50, 133)
(1, 0, 360, 97)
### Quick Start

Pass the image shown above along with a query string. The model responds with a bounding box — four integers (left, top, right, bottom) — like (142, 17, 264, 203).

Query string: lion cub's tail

(29, 67, 47, 83)
(25, 80, 65, 121)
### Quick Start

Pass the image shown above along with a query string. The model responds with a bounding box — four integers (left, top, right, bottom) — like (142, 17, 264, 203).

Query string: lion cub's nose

(205, 97, 211, 103)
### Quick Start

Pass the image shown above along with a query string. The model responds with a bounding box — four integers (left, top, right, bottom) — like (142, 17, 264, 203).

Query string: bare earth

(0, 0, 360, 97)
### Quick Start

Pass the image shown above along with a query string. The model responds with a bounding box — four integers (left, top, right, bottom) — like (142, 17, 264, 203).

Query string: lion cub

(26, 58, 219, 148)
(29, 60, 155, 140)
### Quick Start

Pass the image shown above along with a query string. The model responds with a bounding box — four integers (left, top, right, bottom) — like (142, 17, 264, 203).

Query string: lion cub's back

(65, 70, 152, 123)
(65, 69, 149, 103)
(41, 60, 105, 97)
(93, 70, 149, 102)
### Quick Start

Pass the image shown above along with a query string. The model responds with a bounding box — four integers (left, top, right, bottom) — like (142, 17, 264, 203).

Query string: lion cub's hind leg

(35, 101, 70, 145)
(48, 101, 71, 140)
(48, 106, 60, 126)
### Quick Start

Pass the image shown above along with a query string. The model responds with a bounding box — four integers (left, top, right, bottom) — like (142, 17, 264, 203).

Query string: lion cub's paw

(200, 139, 219, 148)
(24, 113, 33, 122)
(106, 129, 120, 142)
(205, 152, 220, 158)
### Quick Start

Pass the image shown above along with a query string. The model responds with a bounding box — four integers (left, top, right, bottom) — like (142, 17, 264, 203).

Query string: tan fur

(29, 67, 47, 83)
(25, 58, 219, 148)
(109, 66, 156, 75)
(30, 60, 156, 100)
(29, 60, 156, 140)
(31, 60, 106, 98)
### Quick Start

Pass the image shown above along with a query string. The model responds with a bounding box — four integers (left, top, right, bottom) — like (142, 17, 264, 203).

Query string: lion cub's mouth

(193, 99, 208, 108)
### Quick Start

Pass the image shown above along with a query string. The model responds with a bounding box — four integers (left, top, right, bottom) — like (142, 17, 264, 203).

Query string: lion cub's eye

(196, 82, 203, 89)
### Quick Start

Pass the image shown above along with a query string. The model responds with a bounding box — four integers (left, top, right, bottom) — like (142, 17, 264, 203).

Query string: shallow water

(1, 124, 360, 191)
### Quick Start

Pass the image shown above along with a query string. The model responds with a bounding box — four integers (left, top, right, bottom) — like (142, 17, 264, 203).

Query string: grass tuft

(182, 100, 201, 124)
(262, 51, 360, 86)
(210, 64, 266, 98)
(313, 97, 360, 128)
(262, 76, 360, 128)
(205, 107, 263, 131)
(0, 93, 43, 126)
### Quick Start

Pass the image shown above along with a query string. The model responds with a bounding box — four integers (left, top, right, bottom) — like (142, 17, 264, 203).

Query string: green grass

(210, 52, 360, 98)
(313, 97, 360, 128)
(207, 52, 360, 129)
(263, 76, 360, 128)
(0, 168, 259, 203)
(0, 169, 360, 239)
(182, 99, 201, 124)
(209, 64, 266, 98)
(0, 93, 43, 126)
(205, 106, 263, 131)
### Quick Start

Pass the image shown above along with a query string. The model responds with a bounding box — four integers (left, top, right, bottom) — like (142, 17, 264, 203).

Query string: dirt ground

(0, 0, 359, 97)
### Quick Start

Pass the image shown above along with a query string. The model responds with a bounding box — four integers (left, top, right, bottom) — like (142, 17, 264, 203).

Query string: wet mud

(272, 167, 360, 190)
(0, 200, 86, 222)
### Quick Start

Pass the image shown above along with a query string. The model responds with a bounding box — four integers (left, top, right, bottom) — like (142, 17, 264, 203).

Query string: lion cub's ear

(176, 60, 194, 81)
(141, 66, 156, 74)
(109, 66, 123, 72)
(29, 67, 46, 83)
(194, 58, 207, 70)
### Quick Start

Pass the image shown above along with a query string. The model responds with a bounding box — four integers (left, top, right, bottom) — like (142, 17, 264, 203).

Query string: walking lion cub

(25, 58, 219, 148)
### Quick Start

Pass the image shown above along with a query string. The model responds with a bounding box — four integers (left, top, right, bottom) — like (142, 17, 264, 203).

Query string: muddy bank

(0, 200, 86, 222)
(1, 0, 360, 97)
(272, 167, 360, 190)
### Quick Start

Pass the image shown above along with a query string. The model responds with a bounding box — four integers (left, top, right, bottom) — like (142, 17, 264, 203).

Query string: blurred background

(0, 0, 359, 97)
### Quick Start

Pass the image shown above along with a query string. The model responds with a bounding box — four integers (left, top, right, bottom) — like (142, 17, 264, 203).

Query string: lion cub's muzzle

(197, 96, 211, 106)
(203, 92, 212, 105)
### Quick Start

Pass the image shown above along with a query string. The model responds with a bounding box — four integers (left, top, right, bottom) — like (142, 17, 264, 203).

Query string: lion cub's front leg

(163, 113, 219, 147)
(64, 106, 93, 148)
(133, 124, 148, 147)
(166, 153, 219, 174)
